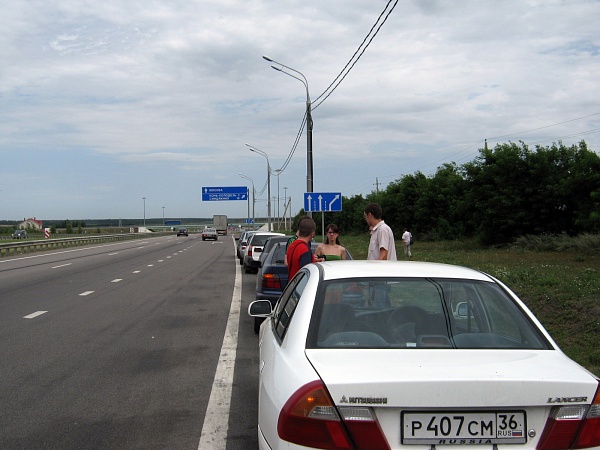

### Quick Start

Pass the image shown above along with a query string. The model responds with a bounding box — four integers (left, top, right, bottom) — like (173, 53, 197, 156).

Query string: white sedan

(249, 261, 600, 450)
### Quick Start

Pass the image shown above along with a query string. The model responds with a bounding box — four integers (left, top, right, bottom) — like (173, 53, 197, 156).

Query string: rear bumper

(244, 257, 261, 268)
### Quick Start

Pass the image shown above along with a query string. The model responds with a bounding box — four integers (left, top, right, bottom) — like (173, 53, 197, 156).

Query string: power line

(313, 0, 399, 110)
(273, 1, 399, 176)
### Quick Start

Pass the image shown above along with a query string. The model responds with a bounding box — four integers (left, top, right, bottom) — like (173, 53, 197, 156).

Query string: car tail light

(537, 382, 600, 449)
(261, 273, 281, 289)
(278, 380, 390, 450)
(248, 248, 252, 256)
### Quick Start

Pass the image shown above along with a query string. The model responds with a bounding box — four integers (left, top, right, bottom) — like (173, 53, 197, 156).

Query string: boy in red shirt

(286, 217, 318, 279)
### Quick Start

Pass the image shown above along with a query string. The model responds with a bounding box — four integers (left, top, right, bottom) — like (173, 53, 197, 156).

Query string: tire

(254, 317, 263, 334)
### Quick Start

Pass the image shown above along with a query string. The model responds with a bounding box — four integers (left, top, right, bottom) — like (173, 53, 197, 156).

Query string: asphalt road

(0, 234, 259, 449)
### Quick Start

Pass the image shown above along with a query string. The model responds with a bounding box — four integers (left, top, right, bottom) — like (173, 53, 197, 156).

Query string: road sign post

(202, 186, 248, 201)
(304, 192, 343, 243)
(303, 192, 342, 213)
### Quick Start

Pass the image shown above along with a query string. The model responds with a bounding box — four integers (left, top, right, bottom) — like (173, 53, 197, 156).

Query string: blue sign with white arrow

(304, 192, 342, 212)
(202, 186, 248, 201)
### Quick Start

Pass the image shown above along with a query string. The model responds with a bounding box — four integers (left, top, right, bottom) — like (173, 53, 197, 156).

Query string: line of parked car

(237, 230, 353, 333)
(238, 230, 600, 450)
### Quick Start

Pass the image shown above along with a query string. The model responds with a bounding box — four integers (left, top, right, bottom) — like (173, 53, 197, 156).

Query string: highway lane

(0, 234, 260, 449)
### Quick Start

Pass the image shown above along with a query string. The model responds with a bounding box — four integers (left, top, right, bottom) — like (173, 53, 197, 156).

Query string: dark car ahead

(258, 235, 291, 267)
(177, 228, 189, 236)
(253, 241, 352, 332)
(12, 230, 28, 239)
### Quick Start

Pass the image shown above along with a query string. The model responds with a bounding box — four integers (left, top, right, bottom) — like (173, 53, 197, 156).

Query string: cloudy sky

(2, 0, 599, 222)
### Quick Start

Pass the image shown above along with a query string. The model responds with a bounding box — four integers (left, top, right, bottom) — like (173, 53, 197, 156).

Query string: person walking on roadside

(286, 217, 318, 279)
(401, 228, 413, 258)
(364, 203, 397, 261)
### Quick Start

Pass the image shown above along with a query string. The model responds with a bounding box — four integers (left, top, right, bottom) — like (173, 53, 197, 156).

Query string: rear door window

(273, 271, 309, 341)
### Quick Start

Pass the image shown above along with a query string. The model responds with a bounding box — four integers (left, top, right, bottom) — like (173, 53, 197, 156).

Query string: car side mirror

(455, 302, 469, 317)
(248, 300, 272, 317)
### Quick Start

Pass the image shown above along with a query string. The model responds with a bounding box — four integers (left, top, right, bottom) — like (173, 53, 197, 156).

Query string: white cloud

(1, 0, 598, 220)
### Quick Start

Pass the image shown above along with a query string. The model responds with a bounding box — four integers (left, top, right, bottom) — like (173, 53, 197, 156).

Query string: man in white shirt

(364, 203, 397, 261)
(364, 203, 397, 307)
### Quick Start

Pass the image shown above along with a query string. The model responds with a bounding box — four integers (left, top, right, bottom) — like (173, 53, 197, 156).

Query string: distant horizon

(0, 216, 271, 225)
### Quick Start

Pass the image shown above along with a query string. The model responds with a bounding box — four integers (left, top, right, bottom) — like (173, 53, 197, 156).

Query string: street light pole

(246, 144, 272, 232)
(143, 197, 146, 227)
(273, 169, 282, 230)
(239, 173, 255, 230)
(162, 206, 165, 225)
(283, 186, 288, 230)
(263, 56, 313, 216)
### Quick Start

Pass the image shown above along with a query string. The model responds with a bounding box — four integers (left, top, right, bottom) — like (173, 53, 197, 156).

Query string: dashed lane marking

(24, 311, 48, 319)
(79, 291, 94, 296)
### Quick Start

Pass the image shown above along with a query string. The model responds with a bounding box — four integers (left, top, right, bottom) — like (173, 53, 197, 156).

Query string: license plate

(402, 411, 526, 444)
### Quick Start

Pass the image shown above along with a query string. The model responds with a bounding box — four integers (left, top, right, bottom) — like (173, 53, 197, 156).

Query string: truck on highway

(213, 215, 228, 235)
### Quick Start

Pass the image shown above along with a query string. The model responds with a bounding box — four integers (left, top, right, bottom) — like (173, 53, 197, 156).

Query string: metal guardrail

(0, 233, 167, 258)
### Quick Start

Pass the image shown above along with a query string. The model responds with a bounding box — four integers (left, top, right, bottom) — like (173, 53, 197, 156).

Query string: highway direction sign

(202, 186, 248, 201)
(304, 192, 342, 212)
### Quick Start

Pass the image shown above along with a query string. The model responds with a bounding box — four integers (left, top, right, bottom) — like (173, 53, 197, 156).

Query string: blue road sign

(245, 218, 254, 224)
(202, 186, 248, 201)
(304, 192, 342, 212)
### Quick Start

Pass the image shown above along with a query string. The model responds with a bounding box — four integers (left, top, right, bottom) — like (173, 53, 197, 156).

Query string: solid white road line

(198, 246, 242, 449)
(24, 311, 48, 319)
(0, 240, 147, 264)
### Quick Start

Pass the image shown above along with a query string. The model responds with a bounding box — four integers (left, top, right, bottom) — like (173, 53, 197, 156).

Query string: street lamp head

(262, 55, 273, 62)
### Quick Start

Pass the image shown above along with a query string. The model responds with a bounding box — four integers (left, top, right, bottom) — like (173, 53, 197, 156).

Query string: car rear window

(272, 244, 286, 264)
(251, 235, 272, 246)
(307, 278, 551, 350)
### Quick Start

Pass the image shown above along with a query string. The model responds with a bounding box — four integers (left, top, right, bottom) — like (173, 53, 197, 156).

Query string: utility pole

(374, 177, 381, 194)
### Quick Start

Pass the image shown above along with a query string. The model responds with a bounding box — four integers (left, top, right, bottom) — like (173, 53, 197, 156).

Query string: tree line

(299, 141, 600, 245)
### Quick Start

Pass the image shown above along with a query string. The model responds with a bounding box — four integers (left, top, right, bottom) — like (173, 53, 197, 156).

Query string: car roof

(264, 235, 291, 243)
(249, 232, 284, 240)
(311, 260, 493, 282)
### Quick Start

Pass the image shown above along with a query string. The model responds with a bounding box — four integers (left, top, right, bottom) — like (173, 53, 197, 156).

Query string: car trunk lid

(305, 349, 598, 447)
(306, 349, 597, 408)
